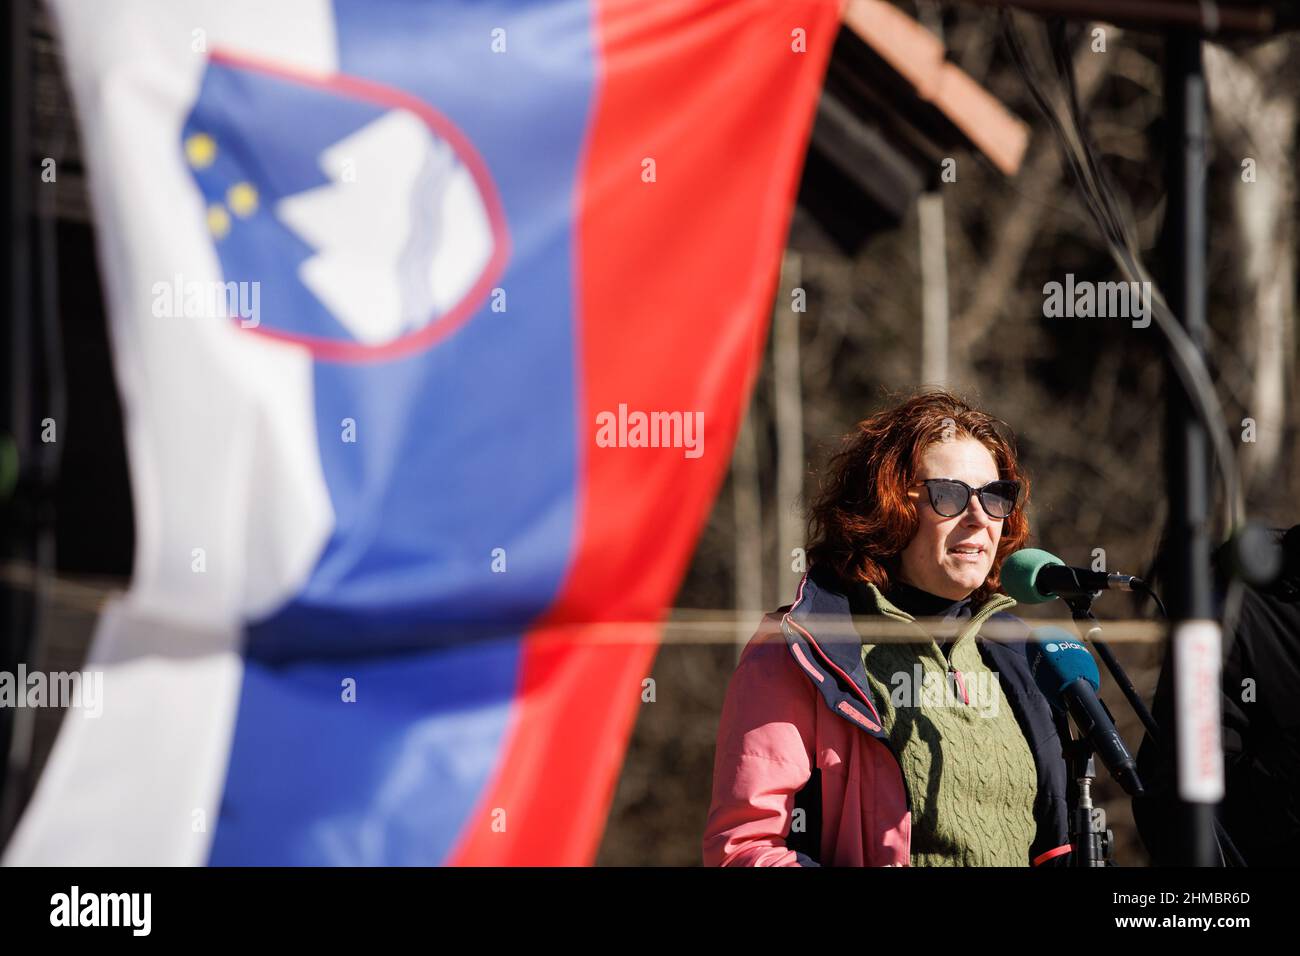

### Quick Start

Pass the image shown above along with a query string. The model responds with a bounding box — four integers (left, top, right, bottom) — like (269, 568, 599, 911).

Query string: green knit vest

(855, 585, 1038, 867)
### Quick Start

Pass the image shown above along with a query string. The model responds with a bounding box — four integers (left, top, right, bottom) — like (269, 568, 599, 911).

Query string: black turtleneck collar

(835, 571, 974, 655)
(883, 579, 972, 619)
(839, 574, 971, 619)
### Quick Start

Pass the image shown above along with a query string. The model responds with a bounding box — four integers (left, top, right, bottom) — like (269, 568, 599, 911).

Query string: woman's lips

(947, 545, 986, 563)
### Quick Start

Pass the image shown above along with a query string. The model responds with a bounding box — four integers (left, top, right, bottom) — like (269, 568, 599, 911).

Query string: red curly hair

(805, 389, 1031, 605)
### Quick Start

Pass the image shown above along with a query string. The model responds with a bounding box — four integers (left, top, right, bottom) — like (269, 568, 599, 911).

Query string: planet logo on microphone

(1026, 626, 1101, 700)
(1043, 641, 1085, 654)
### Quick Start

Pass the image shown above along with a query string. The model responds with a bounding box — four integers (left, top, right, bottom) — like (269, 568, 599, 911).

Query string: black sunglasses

(912, 478, 1021, 519)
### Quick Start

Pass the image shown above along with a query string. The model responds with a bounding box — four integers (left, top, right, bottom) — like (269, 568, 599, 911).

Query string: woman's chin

(941, 564, 988, 594)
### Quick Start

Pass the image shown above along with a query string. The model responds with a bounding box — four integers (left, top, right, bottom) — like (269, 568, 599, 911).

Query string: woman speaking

(702, 390, 1073, 867)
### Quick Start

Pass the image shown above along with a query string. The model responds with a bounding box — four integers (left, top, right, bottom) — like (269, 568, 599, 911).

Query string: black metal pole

(0, 0, 34, 842)
(1162, 30, 1220, 867)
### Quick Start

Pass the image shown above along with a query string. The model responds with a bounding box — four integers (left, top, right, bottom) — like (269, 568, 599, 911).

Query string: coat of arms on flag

(181, 49, 510, 359)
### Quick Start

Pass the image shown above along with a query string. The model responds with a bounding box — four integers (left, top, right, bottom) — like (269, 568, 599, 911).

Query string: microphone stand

(1061, 590, 1246, 867)
(1063, 593, 1158, 740)
(1054, 592, 1116, 865)
(1064, 745, 1111, 867)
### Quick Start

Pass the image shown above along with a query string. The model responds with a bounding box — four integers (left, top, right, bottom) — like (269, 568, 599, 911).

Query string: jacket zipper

(950, 666, 969, 705)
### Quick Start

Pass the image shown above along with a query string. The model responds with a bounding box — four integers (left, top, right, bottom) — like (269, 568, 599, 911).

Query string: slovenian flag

(6, 0, 838, 865)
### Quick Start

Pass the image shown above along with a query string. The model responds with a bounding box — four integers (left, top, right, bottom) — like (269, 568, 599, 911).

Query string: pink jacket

(701, 568, 1074, 867)
(701, 609, 910, 867)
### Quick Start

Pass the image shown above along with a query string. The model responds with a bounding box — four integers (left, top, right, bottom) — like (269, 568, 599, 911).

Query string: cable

(1133, 578, 1168, 619)
(999, 12, 1244, 539)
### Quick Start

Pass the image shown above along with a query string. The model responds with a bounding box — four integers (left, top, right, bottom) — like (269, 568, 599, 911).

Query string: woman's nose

(962, 494, 992, 525)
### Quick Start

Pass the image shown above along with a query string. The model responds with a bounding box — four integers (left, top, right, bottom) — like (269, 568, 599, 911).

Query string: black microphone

(1003, 548, 1141, 604)
(1026, 627, 1144, 796)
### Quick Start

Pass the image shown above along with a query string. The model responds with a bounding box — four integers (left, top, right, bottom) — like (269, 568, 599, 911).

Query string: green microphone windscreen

(1001, 548, 1065, 604)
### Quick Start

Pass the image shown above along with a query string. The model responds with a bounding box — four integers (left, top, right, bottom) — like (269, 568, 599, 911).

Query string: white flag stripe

(4, 603, 243, 865)
(6, 0, 340, 865)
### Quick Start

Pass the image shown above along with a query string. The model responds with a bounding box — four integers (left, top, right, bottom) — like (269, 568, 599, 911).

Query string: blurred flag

(6, 0, 839, 864)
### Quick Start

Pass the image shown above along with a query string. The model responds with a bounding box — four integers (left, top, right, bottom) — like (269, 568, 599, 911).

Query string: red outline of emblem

(205, 48, 512, 363)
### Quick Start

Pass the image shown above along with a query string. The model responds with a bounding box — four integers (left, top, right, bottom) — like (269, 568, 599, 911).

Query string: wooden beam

(842, 0, 1030, 176)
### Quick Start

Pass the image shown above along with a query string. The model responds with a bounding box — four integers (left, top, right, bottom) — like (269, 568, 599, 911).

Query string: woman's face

(898, 437, 1004, 601)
